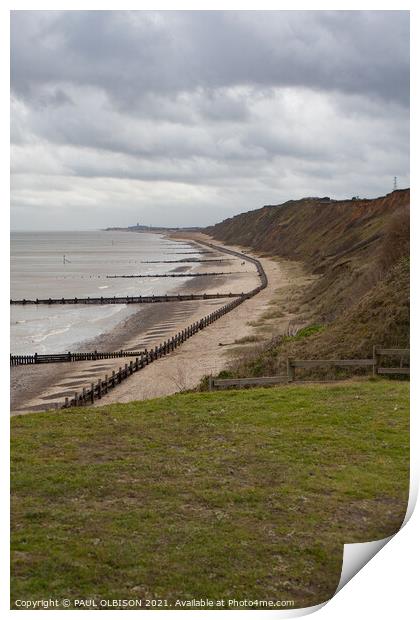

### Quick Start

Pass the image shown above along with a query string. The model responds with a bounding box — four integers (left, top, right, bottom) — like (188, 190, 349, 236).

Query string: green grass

(293, 324, 325, 339)
(11, 380, 409, 609)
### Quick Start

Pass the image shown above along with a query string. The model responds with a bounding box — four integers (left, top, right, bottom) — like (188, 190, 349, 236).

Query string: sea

(10, 230, 201, 355)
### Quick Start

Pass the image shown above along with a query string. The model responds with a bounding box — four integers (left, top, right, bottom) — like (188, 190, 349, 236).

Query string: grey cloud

(11, 11, 409, 107)
(10, 10, 410, 230)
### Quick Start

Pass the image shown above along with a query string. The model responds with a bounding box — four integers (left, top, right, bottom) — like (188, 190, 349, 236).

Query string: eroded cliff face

(207, 189, 409, 266)
(206, 189, 410, 322)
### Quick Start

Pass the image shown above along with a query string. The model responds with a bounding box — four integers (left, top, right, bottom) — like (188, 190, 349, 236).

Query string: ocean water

(10, 231, 201, 355)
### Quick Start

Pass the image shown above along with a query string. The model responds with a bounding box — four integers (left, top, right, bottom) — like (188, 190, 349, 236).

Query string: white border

(2, 3, 417, 618)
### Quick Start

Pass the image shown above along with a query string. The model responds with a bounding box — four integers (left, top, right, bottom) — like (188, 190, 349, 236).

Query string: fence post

(208, 376, 214, 391)
(372, 345, 379, 376)
(105, 375, 108, 393)
(97, 379, 102, 398)
(287, 358, 295, 382)
(91, 383, 95, 403)
(64, 397, 69, 408)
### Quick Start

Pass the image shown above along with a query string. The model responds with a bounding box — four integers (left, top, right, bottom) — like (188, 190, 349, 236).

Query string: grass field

(11, 380, 409, 610)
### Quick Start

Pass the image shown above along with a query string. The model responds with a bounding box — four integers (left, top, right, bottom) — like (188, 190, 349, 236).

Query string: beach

(10, 233, 311, 413)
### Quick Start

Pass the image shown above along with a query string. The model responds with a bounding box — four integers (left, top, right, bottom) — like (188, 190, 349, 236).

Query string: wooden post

(91, 383, 95, 403)
(208, 376, 214, 391)
(105, 375, 108, 393)
(287, 358, 295, 382)
(112, 370, 116, 387)
(64, 397, 69, 408)
(97, 379, 102, 398)
(372, 345, 379, 376)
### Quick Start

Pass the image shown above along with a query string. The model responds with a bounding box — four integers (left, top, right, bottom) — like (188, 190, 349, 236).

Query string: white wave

(32, 325, 72, 343)
(89, 305, 126, 323)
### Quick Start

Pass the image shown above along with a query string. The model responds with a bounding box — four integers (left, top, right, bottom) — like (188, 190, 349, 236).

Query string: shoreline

(10, 237, 245, 413)
(10, 234, 311, 413)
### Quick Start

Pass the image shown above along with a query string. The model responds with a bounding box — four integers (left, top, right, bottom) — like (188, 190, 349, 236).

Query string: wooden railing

(372, 346, 410, 375)
(208, 376, 288, 390)
(208, 347, 410, 391)
(287, 347, 410, 380)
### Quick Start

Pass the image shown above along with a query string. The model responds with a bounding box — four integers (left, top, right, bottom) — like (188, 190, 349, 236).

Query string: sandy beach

(11, 234, 311, 414)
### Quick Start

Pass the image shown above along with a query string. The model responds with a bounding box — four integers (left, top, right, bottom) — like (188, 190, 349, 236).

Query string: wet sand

(10, 234, 311, 413)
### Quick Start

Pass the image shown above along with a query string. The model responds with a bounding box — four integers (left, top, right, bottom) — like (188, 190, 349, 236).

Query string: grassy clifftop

(11, 381, 409, 609)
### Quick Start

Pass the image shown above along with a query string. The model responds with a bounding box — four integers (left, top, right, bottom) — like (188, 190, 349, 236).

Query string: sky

(10, 10, 410, 230)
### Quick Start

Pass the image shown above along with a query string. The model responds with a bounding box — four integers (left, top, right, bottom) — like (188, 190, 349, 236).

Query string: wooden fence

(208, 375, 288, 390)
(10, 350, 146, 367)
(208, 347, 409, 391)
(287, 347, 409, 380)
(373, 346, 410, 375)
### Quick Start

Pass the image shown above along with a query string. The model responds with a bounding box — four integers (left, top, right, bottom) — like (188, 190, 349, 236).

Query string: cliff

(206, 189, 410, 321)
(205, 189, 410, 375)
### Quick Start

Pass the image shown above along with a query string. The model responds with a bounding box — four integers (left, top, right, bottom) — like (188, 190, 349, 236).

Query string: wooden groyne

(195, 240, 268, 290)
(13, 239, 269, 408)
(10, 292, 243, 306)
(63, 295, 248, 408)
(106, 272, 232, 279)
(140, 259, 226, 264)
(10, 350, 146, 367)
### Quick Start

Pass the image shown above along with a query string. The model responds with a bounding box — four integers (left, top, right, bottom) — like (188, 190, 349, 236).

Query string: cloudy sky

(11, 10, 409, 230)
